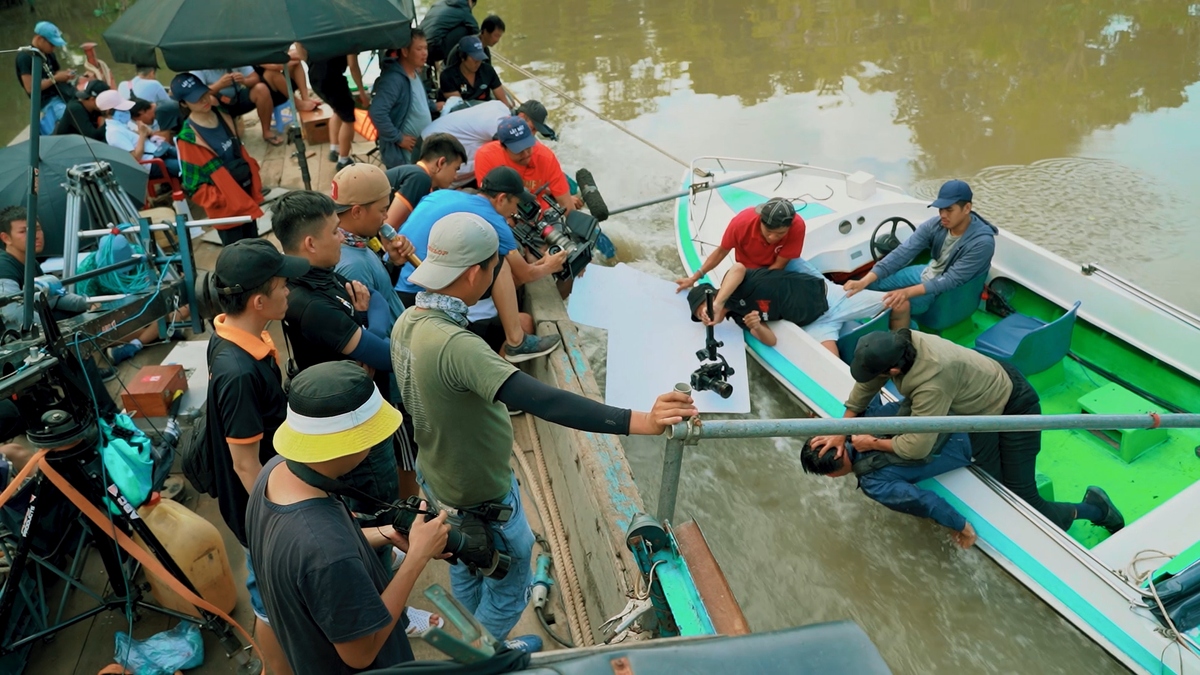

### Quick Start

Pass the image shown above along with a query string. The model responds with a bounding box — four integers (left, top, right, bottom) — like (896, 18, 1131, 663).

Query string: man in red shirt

(473, 117, 573, 213)
(676, 198, 806, 292)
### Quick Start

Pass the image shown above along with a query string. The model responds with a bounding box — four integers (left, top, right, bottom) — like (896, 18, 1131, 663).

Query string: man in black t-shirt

(16, 22, 74, 135)
(207, 239, 310, 675)
(384, 133, 467, 230)
(439, 36, 509, 107)
(54, 79, 108, 140)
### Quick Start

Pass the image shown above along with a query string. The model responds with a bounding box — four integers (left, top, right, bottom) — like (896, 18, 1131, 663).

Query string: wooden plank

(673, 520, 749, 636)
(524, 278, 645, 641)
(22, 540, 111, 675)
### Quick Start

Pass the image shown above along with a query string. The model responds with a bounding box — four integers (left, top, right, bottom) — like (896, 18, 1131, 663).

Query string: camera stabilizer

(510, 183, 603, 282)
(691, 288, 735, 399)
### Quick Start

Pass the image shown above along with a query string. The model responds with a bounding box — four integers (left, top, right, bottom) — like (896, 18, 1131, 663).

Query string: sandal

(405, 607, 444, 636)
(264, 134, 285, 147)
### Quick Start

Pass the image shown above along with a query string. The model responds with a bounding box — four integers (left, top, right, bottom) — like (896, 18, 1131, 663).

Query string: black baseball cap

(686, 283, 716, 322)
(170, 72, 209, 104)
(214, 239, 310, 295)
(754, 198, 797, 229)
(849, 330, 907, 383)
(76, 79, 110, 100)
(514, 100, 557, 140)
(481, 166, 535, 204)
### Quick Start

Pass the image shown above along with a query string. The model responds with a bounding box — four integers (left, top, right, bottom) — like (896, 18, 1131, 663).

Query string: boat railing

(656, 411, 1200, 604)
(1082, 263, 1200, 332)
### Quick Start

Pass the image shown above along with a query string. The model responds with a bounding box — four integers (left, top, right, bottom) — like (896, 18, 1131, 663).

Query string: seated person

(117, 65, 172, 104)
(687, 260, 887, 355)
(801, 396, 978, 548)
(129, 97, 178, 147)
(439, 36, 510, 107)
(843, 180, 997, 330)
(54, 79, 108, 141)
(189, 66, 284, 146)
(98, 92, 179, 179)
(473, 117, 572, 213)
(254, 57, 319, 112)
(675, 198, 806, 293)
(384, 133, 468, 230)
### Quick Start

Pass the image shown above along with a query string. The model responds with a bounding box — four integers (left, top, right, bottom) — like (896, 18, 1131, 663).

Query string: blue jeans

(39, 98, 66, 136)
(868, 264, 936, 316)
(419, 473, 534, 641)
(243, 547, 269, 623)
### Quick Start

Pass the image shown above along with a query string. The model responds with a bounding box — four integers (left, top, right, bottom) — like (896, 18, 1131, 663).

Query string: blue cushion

(974, 313, 1046, 359)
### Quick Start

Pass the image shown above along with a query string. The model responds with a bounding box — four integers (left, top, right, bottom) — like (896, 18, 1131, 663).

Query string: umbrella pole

(20, 48, 43, 334)
(283, 66, 313, 190)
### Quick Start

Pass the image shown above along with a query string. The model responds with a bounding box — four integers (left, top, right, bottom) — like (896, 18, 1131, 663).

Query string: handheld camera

(390, 496, 513, 579)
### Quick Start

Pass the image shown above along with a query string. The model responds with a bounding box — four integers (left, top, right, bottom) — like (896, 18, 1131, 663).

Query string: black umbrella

(103, 0, 416, 70)
(0, 136, 149, 257)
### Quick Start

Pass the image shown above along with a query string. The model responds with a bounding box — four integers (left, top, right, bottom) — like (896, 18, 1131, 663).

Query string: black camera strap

(284, 460, 421, 520)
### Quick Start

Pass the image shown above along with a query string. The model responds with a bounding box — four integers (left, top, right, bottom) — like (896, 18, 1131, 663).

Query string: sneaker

(1084, 486, 1124, 533)
(327, 149, 338, 163)
(334, 157, 355, 171)
(503, 333, 561, 364)
(503, 635, 543, 654)
(97, 366, 118, 382)
(109, 343, 141, 365)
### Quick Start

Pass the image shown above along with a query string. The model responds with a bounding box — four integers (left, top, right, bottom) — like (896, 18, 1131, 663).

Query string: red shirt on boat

(720, 206, 806, 269)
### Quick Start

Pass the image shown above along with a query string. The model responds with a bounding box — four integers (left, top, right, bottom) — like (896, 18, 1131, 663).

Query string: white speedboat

(675, 156, 1200, 674)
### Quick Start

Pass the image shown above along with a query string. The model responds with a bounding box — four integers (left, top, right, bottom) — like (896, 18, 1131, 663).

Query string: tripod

(0, 380, 260, 673)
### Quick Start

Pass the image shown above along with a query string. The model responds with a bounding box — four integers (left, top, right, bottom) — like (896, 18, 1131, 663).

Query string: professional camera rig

(691, 288, 735, 399)
(510, 181, 604, 282)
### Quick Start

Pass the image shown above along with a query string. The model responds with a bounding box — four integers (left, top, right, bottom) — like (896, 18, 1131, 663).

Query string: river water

(3, 0, 1199, 672)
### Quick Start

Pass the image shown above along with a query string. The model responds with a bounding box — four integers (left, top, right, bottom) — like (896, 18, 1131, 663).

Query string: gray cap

(409, 213, 499, 291)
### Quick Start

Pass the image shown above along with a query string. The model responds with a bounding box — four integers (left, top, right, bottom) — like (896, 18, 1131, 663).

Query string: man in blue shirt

(843, 180, 998, 330)
(395, 166, 563, 363)
(800, 398, 978, 548)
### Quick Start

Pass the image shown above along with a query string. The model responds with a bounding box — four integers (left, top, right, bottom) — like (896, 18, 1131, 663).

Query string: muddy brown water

(5, 0, 1199, 672)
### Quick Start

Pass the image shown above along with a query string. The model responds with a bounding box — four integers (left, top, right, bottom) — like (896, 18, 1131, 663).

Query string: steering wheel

(869, 216, 916, 261)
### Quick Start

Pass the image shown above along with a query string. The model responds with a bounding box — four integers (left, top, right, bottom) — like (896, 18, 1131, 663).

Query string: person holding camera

(246, 361, 450, 674)
(205, 239, 310, 675)
(391, 213, 696, 644)
(393, 166, 564, 363)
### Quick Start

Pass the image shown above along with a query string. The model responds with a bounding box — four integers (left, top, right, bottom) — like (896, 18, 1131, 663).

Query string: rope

(75, 235, 151, 297)
(491, 51, 691, 170)
(1124, 550, 1190, 673)
(511, 413, 595, 646)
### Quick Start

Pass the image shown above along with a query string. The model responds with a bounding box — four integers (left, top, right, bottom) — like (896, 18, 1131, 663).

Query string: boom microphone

(575, 168, 609, 222)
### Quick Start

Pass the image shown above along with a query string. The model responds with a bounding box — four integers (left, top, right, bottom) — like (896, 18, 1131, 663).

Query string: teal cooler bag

(99, 414, 154, 515)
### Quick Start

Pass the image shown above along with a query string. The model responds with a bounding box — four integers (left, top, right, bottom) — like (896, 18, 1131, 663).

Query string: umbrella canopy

(103, 0, 416, 70)
(0, 136, 149, 257)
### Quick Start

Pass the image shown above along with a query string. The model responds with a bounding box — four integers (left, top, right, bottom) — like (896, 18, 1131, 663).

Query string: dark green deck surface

(930, 285, 1200, 549)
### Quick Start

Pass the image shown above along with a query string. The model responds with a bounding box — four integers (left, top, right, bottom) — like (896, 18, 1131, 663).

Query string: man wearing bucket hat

(809, 328, 1125, 535)
(247, 361, 450, 673)
(843, 179, 999, 330)
(392, 213, 697, 642)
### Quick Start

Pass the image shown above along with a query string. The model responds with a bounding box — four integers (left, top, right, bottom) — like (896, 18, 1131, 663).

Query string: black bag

(179, 340, 230, 497)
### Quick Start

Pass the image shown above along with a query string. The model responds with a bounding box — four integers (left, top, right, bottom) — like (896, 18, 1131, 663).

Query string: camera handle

(699, 288, 724, 362)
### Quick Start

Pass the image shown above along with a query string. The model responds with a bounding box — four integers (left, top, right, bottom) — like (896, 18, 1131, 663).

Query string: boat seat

(975, 301, 1081, 375)
(836, 309, 892, 364)
(916, 270, 989, 332)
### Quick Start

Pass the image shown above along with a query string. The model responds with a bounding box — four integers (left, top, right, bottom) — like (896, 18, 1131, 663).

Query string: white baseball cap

(96, 90, 134, 112)
(409, 213, 499, 291)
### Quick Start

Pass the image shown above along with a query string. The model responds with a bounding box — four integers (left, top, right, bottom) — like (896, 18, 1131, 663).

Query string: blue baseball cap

(459, 35, 488, 62)
(34, 22, 67, 48)
(929, 179, 973, 209)
(170, 72, 209, 104)
(496, 116, 535, 153)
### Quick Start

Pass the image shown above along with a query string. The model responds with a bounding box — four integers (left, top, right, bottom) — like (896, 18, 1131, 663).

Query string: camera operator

(474, 117, 575, 214)
(391, 213, 696, 644)
(246, 361, 449, 674)
(206, 239, 311, 675)
(394, 167, 564, 363)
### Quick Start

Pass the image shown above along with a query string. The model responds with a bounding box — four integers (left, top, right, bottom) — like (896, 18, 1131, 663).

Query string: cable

(536, 606, 574, 649)
(490, 51, 691, 170)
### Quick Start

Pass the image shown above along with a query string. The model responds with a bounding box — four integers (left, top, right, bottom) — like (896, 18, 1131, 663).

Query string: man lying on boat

(685, 260, 888, 356)
(800, 396, 980, 548)
(843, 180, 997, 331)
(809, 329, 1126, 534)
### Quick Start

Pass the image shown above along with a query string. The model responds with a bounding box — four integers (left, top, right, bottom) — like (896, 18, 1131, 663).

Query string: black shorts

(312, 72, 356, 123)
(467, 315, 506, 352)
(252, 66, 291, 107)
(219, 86, 258, 117)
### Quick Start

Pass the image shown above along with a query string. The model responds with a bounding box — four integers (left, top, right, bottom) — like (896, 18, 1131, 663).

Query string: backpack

(179, 340, 230, 497)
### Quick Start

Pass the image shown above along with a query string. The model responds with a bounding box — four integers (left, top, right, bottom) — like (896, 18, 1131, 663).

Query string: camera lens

(715, 381, 733, 399)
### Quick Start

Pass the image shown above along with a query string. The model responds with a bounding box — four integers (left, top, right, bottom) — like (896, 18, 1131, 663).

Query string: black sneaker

(503, 333, 561, 364)
(1084, 486, 1125, 534)
(335, 157, 355, 171)
(328, 149, 339, 163)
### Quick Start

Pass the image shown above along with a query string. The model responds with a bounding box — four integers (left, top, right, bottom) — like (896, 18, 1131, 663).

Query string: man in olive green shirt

(811, 329, 1123, 533)
(391, 212, 695, 642)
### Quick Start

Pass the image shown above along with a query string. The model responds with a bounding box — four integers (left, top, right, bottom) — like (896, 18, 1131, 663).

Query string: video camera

(691, 288, 735, 399)
(511, 182, 603, 282)
(389, 496, 513, 579)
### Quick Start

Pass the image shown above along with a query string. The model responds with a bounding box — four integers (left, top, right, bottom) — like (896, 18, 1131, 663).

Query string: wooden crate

(300, 106, 333, 145)
(122, 364, 188, 418)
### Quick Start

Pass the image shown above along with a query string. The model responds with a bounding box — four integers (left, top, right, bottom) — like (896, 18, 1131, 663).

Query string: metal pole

(606, 165, 800, 218)
(282, 62, 312, 190)
(21, 47, 44, 333)
(656, 383, 694, 523)
(693, 413, 1200, 440)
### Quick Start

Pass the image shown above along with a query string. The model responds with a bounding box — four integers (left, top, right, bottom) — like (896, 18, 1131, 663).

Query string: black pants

(969, 362, 1078, 530)
(217, 220, 258, 246)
